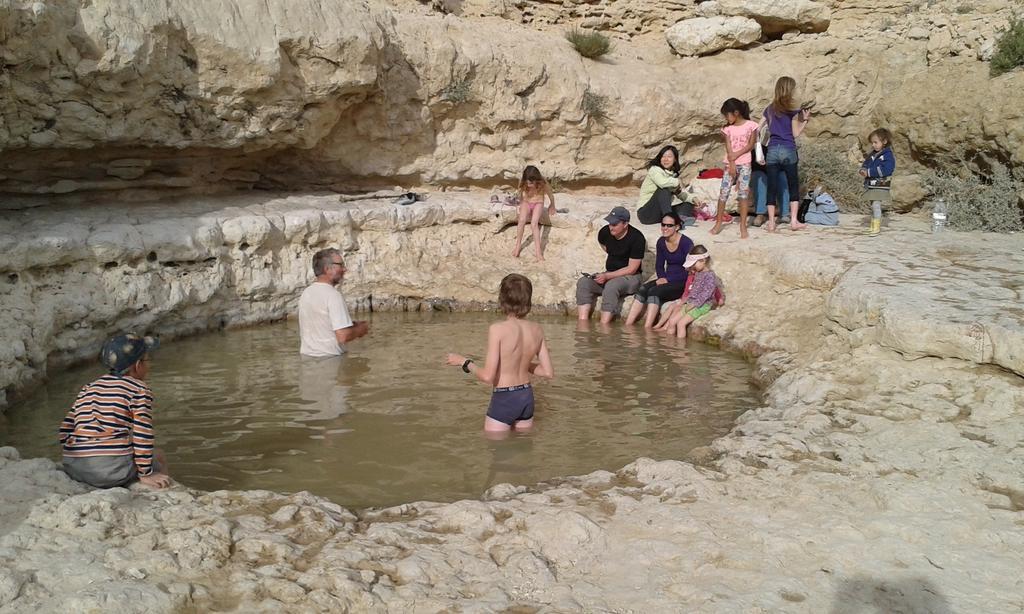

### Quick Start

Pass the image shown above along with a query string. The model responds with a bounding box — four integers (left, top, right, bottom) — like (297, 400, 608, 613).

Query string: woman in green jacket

(636, 145, 692, 225)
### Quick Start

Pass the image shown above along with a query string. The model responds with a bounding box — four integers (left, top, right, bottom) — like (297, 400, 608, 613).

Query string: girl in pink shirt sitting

(709, 98, 759, 239)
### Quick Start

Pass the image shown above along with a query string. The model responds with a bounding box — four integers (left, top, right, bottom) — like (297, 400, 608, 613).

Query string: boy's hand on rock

(859, 169, 868, 178)
(139, 473, 172, 489)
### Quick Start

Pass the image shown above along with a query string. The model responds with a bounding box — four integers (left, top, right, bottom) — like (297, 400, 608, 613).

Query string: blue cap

(99, 333, 159, 375)
(604, 206, 630, 224)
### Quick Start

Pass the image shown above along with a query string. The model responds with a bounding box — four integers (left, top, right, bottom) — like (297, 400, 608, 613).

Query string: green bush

(798, 142, 870, 213)
(923, 163, 1024, 233)
(566, 28, 613, 59)
(581, 90, 609, 120)
(990, 16, 1024, 76)
(441, 77, 472, 103)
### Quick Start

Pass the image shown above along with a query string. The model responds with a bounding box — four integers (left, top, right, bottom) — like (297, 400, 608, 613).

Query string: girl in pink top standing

(709, 98, 759, 239)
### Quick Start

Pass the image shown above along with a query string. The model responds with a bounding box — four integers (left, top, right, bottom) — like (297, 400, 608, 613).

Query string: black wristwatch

(461, 359, 474, 373)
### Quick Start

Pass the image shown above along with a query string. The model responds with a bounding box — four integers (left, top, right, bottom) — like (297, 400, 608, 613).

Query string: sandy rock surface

(1, 194, 1022, 612)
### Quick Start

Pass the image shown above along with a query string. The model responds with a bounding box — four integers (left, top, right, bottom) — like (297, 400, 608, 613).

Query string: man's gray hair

(312, 248, 342, 276)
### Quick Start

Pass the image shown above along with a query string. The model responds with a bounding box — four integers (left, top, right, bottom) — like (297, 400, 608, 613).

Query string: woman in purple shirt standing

(624, 212, 693, 328)
(762, 76, 810, 232)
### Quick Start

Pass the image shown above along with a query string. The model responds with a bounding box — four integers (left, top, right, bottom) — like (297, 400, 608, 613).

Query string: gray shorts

(576, 274, 642, 314)
(62, 455, 160, 489)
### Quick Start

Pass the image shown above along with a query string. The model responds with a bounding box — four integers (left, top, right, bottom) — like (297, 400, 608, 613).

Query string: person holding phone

(575, 206, 647, 324)
(761, 76, 810, 233)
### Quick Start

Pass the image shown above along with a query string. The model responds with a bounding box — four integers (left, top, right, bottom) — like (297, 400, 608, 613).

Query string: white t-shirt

(298, 282, 354, 357)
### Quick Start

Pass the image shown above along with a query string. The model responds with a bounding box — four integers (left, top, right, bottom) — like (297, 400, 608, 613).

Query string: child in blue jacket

(859, 128, 896, 236)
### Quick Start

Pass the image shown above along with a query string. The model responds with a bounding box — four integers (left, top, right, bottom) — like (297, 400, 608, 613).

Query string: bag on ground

(802, 191, 840, 226)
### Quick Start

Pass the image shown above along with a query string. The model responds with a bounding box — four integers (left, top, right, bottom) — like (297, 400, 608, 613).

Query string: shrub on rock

(990, 16, 1024, 76)
(582, 90, 609, 120)
(441, 77, 472, 103)
(799, 143, 869, 213)
(666, 16, 762, 57)
(924, 164, 1024, 233)
(566, 28, 613, 59)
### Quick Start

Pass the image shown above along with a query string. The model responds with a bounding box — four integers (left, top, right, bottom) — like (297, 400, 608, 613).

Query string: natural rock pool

(0, 313, 760, 508)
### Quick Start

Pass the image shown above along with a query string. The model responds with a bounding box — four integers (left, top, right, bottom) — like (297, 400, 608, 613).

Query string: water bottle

(932, 198, 947, 233)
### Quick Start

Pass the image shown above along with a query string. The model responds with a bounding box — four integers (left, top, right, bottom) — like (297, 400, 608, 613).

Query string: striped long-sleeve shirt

(58, 374, 156, 476)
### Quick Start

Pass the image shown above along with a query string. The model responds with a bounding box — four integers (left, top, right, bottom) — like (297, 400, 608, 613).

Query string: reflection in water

(0, 313, 760, 509)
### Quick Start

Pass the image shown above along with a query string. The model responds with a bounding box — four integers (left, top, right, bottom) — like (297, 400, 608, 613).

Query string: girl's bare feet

(790, 221, 807, 230)
(766, 219, 777, 233)
(740, 229, 749, 239)
(709, 224, 723, 235)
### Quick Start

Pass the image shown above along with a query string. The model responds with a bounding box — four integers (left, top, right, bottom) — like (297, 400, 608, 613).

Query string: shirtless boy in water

(446, 274, 554, 432)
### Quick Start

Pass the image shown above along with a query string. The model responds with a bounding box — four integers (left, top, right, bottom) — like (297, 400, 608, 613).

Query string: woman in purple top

(624, 212, 693, 328)
(762, 76, 810, 232)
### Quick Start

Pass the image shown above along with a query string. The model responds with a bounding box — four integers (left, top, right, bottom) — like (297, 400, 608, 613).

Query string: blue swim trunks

(487, 384, 534, 425)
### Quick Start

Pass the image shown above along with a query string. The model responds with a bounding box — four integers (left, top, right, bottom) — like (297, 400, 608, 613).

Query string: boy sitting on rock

(59, 333, 173, 489)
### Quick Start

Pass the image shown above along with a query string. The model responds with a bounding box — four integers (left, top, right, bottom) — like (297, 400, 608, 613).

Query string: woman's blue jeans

(751, 169, 791, 216)
(766, 145, 800, 212)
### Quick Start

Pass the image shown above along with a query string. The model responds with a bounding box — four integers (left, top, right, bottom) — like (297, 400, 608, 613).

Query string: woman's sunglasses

(660, 223, 679, 228)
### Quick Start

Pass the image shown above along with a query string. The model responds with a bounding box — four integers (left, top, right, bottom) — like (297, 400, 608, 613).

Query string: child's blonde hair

(868, 127, 893, 147)
(771, 76, 797, 113)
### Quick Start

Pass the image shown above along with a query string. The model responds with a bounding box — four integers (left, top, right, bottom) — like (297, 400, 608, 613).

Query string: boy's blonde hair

(771, 76, 797, 113)
(499, 274, 532, 317)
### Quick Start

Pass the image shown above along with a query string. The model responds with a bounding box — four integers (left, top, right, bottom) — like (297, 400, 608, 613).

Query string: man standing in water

(298, 248, 369, 356)
(575, 206, 647, 324)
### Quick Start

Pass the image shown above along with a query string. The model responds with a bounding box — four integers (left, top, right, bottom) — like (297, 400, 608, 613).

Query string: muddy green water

(0, 313, 760, 509)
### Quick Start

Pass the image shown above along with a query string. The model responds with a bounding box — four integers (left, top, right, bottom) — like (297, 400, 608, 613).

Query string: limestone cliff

(0, 0, 1021, 208)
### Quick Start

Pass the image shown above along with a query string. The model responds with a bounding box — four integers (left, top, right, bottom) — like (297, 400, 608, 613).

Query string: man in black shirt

(575, 206, 647, 324)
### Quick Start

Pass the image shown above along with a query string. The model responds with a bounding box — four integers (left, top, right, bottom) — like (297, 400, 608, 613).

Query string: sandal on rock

(393, 192, 417, 206)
